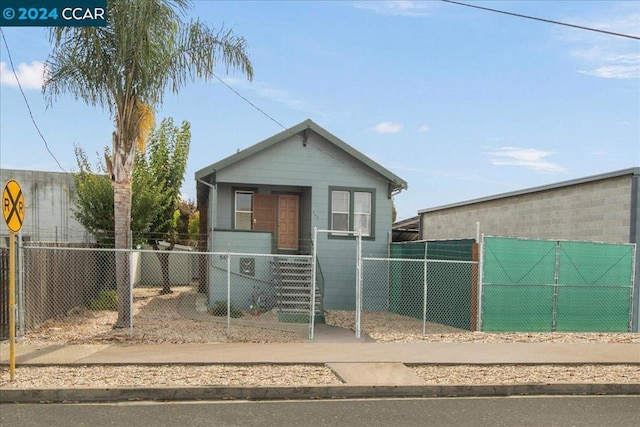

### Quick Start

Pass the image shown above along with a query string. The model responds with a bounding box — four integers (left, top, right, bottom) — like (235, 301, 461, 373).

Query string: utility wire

(441, 0, 640, 40)
(212, 72, 402, 188)
(211, 73, 293, 134)
(0, 28, 67, 172)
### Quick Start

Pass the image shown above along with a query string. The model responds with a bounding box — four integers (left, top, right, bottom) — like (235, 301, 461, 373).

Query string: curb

(2, 383, 639, 403)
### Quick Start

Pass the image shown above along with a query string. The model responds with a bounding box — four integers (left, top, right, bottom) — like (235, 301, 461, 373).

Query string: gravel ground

(2, 286, 638, 389)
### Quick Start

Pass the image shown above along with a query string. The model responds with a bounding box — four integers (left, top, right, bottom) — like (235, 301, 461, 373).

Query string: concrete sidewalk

(3, 342, 640, 365)
(2, 341, 639, 402)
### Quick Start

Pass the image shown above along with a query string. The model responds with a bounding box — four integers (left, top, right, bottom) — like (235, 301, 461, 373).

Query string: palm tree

(43, 0, 253, 328)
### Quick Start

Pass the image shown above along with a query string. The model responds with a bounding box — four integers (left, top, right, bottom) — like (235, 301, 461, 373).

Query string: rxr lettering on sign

(3, 179, 25, 233)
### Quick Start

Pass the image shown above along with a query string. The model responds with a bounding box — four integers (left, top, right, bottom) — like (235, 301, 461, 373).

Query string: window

(235, 191, 253, 230)
(354, 192, 372, 237)
(331, 190, 350, 235)
(329, 188, 374, 237)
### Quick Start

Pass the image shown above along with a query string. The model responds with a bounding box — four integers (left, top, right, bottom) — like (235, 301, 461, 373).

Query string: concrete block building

(0, 169, 91, 245)
(417, 167, 639, 331)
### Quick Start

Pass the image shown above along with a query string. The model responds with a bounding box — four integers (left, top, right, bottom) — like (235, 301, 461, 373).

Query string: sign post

(3, 179, 25, 382)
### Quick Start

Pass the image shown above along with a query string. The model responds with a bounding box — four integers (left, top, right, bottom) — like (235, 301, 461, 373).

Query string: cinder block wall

(1, 169, 90, 244)
(421, 175, 633, 243)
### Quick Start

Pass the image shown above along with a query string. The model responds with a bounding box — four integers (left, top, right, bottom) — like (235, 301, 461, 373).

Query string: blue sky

(1, 0, 639, 221)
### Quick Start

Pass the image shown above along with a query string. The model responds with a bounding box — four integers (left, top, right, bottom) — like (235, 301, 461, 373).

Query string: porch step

(272, 257, 323, 324)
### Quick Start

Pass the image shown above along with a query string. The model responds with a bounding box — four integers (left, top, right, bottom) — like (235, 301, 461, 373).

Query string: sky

(0, 0, 639, 221)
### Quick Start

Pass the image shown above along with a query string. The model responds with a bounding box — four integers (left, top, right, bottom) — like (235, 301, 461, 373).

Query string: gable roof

(195, 119, 407, 191)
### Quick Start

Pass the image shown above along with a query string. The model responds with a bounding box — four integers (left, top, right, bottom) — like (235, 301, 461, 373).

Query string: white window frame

(329, 188, 375, 238)
(331, 190, 350, 236)
(353, 191, 372, 237)
(234, 190, 254, 230)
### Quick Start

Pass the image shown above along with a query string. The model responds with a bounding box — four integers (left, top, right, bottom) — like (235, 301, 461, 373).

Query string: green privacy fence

(481, 237, 635, 332)
(389, 240, 475, 330)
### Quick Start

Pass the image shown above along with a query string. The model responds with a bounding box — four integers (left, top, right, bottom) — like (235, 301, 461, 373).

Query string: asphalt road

(1, 395, 639, 426)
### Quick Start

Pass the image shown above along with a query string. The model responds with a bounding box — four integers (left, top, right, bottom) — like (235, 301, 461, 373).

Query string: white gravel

(2, 286, 638, 389)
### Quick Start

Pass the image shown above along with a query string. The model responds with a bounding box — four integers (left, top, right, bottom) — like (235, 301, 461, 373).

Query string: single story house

(195, 119, 407, 312)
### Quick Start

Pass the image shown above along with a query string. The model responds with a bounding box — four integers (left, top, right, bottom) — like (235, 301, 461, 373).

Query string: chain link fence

(3, 236, 636, 346)
(15, 246, 314, 344)
(361, 257, 477, 337)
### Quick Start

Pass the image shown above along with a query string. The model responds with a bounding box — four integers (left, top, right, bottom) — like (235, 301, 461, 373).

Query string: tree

(44, 0, 253, 327)
(73, 118, 195, 295)
(136, 118, 191, 295)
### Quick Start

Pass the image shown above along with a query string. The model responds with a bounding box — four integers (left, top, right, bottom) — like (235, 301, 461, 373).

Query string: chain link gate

(480, 236, 636, 332)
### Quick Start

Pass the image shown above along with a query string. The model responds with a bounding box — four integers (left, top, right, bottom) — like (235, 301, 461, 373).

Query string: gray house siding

(213, 132, 394, 310)
(0, 169, 91, 245)
(196, 120, 405, 311)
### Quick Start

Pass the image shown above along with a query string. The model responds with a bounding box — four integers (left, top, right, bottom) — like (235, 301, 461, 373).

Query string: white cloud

(0, 61, 46, 89)
(574, 52, 640, 79)
(418, 124, 430, 133)
(564, 11, 640, 79)
(578, 62, 640, 79)
(487, 146, 567, 174)
(374, 121, 403, 134)
(353, 1, 433, 17)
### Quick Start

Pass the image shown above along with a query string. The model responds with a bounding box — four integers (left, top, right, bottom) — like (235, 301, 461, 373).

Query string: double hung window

(235, 190, 253, 230)
(330, 188, 373, 237)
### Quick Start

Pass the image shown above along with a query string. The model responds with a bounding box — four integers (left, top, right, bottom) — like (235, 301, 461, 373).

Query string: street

(1, 395, 639, 426)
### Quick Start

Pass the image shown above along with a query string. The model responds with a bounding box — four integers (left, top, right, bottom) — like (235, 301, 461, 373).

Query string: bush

(209, 301, 243, 318)
(88, 289, 118, 311)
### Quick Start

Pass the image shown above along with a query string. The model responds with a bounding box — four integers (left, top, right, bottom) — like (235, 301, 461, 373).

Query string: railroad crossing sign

(3, 179, 25, 233)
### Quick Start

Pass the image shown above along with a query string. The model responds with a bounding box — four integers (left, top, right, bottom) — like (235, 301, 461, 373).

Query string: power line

(212, 72, 401, 188)
(0, 28, 67, 172)
(441, 0, 640, 40)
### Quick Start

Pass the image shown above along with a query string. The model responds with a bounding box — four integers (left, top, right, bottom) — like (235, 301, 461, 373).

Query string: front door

(277, 194, 299, 250)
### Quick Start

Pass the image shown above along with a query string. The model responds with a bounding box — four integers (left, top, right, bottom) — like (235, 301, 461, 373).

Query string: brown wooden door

(277, 194, 299, 250)
(253, 194, 276, 232)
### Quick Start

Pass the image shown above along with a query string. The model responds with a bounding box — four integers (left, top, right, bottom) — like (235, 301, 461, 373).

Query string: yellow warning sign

(3, 179, 25, 233)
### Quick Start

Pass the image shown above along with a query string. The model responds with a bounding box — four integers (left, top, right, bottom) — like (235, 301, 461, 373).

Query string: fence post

(128, 248, 134, 337)
(17, 231, 25, 337)
(422, 242, 428, 336)
(471, 242, 479, 331)
(477, 234, 485, 331)
(227, 252, 231, 337)
(356, 231, 362, 339)
(310, 227, 318, 340)
(630, 244, 637, 332)
(552, 241, 560, 332)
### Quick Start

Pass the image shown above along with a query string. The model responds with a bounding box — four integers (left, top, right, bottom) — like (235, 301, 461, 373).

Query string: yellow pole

(9, 231, 15, 381)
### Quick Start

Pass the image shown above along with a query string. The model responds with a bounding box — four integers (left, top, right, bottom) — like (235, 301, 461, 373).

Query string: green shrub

(209, 301, 243, 318)
(88, 289, 118, 311)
